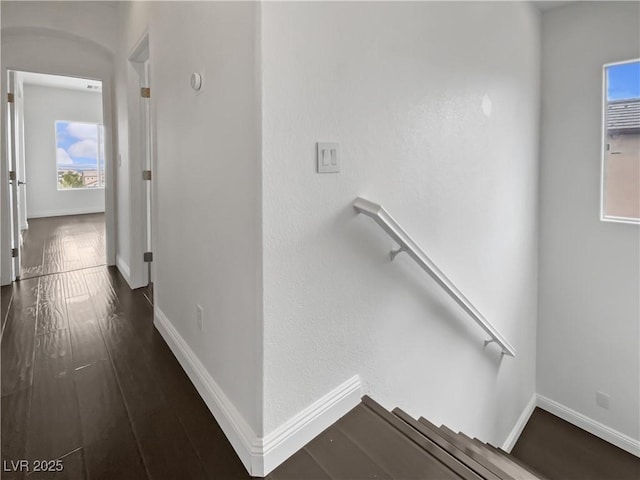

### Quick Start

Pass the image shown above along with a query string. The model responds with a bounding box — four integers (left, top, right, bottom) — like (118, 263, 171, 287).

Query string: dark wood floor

(512, 407, 640, 480)
(1, 266, 254, 479)
(2, 214, 253, 479)
(20, 214, 106, 280)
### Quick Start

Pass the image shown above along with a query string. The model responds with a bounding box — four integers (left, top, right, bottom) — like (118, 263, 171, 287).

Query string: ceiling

(17, 71, 102, 93)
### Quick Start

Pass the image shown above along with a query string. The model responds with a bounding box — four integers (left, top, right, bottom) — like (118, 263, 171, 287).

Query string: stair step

(431, 424, 515, 480)
(334, 404, 465, 479)
(362, 396, 483, 480)
(485, 444, 550, 480)
(467, 436, 540, 480)
(304, 424, 393, 480)
(392, 408, 502, 480)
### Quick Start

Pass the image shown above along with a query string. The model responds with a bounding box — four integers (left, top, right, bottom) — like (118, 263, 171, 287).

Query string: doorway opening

(7, 70, 108, 281)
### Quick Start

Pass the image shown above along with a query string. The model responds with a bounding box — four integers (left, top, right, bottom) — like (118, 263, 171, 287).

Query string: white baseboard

(153, 307, 257, 473)
(115, 254, 132, 287)
(502, 393, 537, 452)
(260, 374, 362, 475)
(27, 207, 105, 219)
(153, 306, 363, 477)
(537, 394, 640, 457)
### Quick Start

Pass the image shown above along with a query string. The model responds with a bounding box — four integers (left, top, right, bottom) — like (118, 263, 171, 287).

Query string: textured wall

(119, 1, 264, 435)
(538, 1, 640, 441)
(262, 1, 541, 443)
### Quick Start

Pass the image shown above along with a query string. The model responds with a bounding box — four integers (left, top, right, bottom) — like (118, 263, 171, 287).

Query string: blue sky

(56, 121, 105, 171)
(607, 61, 640, 101)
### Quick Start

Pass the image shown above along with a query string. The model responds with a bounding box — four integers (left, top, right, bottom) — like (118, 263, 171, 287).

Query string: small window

(55, 121, 105, 190)
(601, 60, 640, 224)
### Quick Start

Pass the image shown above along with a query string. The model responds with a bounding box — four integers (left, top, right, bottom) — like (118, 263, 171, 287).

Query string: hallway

(1, 216, 251, 479)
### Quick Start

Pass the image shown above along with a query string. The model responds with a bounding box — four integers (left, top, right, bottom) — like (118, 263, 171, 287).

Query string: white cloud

(66, 122, 98, 141)
(68, 139, 98, 159)
(56, 147, 73, 165)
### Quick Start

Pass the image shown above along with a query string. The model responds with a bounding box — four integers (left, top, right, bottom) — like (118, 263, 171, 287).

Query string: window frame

(55, 119, 106, 192)
(600, 58, 640, 225)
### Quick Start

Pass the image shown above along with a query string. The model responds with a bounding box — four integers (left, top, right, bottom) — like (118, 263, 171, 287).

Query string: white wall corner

(502, 393, 537, 452)
(153, 306, 362, 477)
(536, 394, 640, 458)
(115, 254, 132, 287)
(257, 374, 363, 477)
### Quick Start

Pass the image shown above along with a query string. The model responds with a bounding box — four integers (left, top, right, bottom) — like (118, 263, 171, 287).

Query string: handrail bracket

(390, 246, 407, 261)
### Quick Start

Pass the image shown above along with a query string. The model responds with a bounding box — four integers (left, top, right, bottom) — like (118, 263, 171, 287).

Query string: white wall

(538, 1, 640, 441)
(118, 0, 263, 436)
(23, 84, 104, 218)
(262, 1, 541, 444)
(113, 1, 151, 287)
(0, 1, 119, 55)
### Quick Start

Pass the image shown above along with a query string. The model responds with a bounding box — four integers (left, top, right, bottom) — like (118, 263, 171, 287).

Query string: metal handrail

(353, 197, 516, 357)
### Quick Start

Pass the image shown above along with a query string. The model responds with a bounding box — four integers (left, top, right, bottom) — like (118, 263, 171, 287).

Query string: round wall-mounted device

(190, 72, 202, 92)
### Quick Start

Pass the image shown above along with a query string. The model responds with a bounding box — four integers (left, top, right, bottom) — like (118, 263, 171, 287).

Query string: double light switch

(317, 142, 340, 173)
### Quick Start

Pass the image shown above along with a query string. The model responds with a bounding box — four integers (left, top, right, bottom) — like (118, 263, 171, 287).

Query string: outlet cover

(596, 391, 610, 409)
(196, 305, 204, 332)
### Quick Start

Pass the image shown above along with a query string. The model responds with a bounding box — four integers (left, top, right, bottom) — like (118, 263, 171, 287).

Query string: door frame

(127, 32, 155, 289)
(1, 65, 116, 285)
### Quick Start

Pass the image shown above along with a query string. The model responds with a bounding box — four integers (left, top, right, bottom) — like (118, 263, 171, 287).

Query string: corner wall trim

(260, 374, 362, 476)
(536, 394, 640, 457)
(153, 306, 363, 477)
(115, 254, 131, 287)
(502, 393, 537, 452)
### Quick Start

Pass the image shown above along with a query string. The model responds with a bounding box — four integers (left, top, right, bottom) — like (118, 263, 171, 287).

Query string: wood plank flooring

(1, 266, 253, 480)
(20, 214, 106, 280)
(512, 408, 640, 480)
(3, 214, 252, 479)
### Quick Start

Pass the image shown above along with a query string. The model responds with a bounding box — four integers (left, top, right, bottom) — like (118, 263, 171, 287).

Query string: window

(55, 121, 105, 190)
(601, 60, 640, 224)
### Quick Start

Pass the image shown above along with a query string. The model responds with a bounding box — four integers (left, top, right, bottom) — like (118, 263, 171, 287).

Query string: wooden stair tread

(305, 423, 393, 480)
(362, 396, 482, 480)
(431, 424, 515, 480)
(467, 436, 540, 480)
(392, 408, 502, 480)
(336, 404, 465, 479)
(267, 449, 332, 480)
(485, 444, 550, 480)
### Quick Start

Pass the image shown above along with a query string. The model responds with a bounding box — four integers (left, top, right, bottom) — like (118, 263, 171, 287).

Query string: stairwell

(268, 395, 639, 479)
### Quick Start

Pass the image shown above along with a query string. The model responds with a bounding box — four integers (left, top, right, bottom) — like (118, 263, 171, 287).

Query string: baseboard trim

(537, 394, 640, 457)
(502, 393, 537, 453)
(153, 307, 257, 473)
(115, 255, 132, 287)
(153, 306, 363, 477)
(260, 374, 362, 476)
(28, 207, 105, 219)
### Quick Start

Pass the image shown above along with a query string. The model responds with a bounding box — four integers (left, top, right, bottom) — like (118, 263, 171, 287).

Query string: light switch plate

(317, 142, 340, 173)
